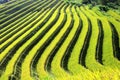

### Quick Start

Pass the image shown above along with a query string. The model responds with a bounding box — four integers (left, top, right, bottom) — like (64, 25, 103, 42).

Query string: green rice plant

(80, 6, 104, 71)
(89, 6, 120, 54)
(108, 18, 120, 60)
(83, 6, 105, 64)
(49, 5, 73, 78)
(0, 0, 54, 52)
(61, 5, 81, 71)
(7, 1, 63, 79)
(109, 22, 120, 59)
(100, 18, 120, 69)
(90, 6, 120, 69)
(0, 0, 25, 16)
(0, 0, 35, 27)
(107, 10, 120, 21)
(0, 11, 40, 52)
(19, 2, 64, 80)
(0, 0, 55, 40)
(0, 8, 50, 80)
(0, 12, 40, 52)
(0, 12, 33, 37)
(0, 0, 55, 33)
(85, 5, 120, 71)
(0, 14, 7, 20)
(67, 6, 94, 77)
(33, 0, 57, 12)
(92, 6, 106, 17)
(83, 5, 100, 18)
(0, 7, 50, 61)
(0, 0, 31, 15)
(0, 0, 45, 28)
(35, 3, 68, 79)
(0, 0, 120, 80)
(1, 0, 17, 5)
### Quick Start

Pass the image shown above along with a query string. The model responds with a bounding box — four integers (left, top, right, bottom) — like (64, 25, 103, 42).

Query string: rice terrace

(0, 0, 120, 80)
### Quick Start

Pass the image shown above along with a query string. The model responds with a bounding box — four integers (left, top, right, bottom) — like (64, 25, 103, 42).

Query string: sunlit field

(0, 0, 120, 80)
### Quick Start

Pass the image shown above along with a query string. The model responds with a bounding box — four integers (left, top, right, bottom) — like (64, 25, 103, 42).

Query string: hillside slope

(0, 0, 120, 80)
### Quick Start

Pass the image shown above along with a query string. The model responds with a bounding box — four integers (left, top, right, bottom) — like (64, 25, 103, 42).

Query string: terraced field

(0, 0, 120, 80)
